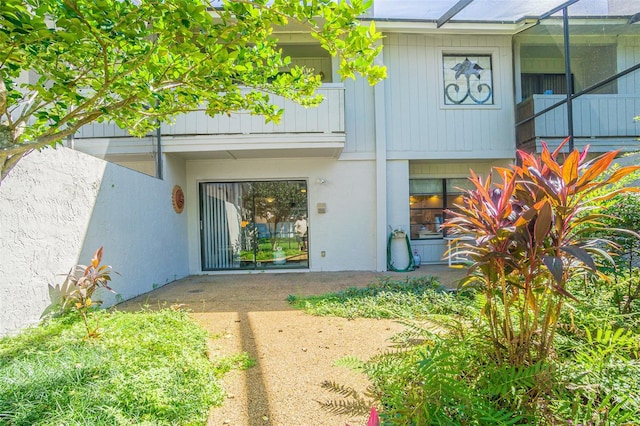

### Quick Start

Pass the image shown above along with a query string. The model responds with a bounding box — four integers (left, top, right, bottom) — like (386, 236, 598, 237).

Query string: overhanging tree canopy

(0, 0, 385, 180)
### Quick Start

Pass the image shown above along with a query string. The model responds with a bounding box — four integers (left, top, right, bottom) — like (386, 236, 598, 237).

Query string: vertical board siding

(75, 122, 130, 138)
(343, 76, 375, 153)
(163, 87, 345, 135)
(532, 94, 640, 138)
(76, 87, 345, 138)
(384, 34, 515, 157)
(618, 37, 640, 96)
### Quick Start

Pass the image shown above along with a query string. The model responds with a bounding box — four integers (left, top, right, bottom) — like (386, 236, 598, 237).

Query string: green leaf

(0, 0, 385, 181)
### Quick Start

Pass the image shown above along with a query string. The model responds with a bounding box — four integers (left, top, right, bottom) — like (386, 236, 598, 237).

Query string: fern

(333, 355, 365, 371)
(318, 381, 373, 416)
(478, 408, 526, 425)
(576, 326, 639, 368)
(320, 381, 360, 399)
(388, 320, 437, 347)
(317, 398, 371, 416)
(480, 362, 550, 400)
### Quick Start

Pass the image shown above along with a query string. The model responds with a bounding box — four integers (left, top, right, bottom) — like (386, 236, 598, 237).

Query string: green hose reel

(387, 230, 416, 272)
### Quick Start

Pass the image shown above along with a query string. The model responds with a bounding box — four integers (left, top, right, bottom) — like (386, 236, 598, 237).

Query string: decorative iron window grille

(443, 54, 494, 105)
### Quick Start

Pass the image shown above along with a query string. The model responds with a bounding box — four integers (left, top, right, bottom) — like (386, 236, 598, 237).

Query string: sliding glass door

(200, 180, 308, 270)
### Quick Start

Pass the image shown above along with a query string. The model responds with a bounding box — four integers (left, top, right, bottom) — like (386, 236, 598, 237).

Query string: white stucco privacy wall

(0, 147, 188, 336)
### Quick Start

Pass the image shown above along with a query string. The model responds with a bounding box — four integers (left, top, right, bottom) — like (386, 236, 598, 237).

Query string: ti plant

(346, 406, 380, 426)
(444, 139, 640, 365)
(43, 247, 116, 338)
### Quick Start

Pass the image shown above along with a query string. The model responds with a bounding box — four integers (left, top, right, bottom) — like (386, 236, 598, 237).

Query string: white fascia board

(386, 149, 516, 161)
(161, 133, 345, 153)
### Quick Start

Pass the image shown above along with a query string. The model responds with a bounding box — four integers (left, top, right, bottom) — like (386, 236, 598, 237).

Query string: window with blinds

(200, 180, 308, 271)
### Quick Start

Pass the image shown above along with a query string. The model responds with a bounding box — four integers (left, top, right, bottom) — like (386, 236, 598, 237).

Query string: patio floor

(117, 264, 469, 313)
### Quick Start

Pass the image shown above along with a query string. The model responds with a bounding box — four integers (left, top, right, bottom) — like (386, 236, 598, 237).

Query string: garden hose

(387, 231, 416, 272)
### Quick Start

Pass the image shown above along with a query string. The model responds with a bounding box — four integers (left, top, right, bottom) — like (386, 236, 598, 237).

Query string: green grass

(287, 276, 476, 319)
(0, 308, 251, 425)
(240, 238, 305, 261)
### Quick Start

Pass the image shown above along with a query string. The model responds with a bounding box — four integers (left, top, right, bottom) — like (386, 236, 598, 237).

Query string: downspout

(156, 114, 163, 180)
(373, 40, 388, 271)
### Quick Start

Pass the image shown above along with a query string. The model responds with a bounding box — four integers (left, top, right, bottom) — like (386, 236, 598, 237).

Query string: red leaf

(562, 149, 579, 185)
(91, 246, 104, 268)
(578, 144, 590, 164)
(543, 256, 563, 285)
(552, 282, 578, 301)
(601, 165, 640, 187)
(560, 245, 596, 270)
(367, 406, 380, 426)
(576, 151, 619, 188)
(534, 201, 552, 243)
(550, 137, 570, 158)
(540, 145, 562, 177)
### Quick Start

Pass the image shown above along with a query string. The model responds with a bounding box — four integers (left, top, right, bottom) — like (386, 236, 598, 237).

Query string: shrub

(444, 140, 640, 365)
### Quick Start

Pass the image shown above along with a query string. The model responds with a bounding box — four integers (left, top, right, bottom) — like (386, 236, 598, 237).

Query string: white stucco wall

(0, 147, 188, 336)
(186, 157, 377, 272)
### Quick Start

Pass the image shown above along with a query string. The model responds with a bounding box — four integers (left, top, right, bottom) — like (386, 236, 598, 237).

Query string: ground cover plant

(0, 308, 252, 425)
(292, 275, 640, 424)
(287, 276, 475, 319)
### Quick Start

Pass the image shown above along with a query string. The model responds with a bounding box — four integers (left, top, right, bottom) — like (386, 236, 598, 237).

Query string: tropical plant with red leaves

(345, 406, 380, 426)
(444, 139, 640, 365)
(43, 247, 116, 338)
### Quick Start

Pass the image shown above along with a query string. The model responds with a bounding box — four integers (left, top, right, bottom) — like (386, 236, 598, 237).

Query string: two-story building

(2, 0, 639, 335)
(71, 0, 640, 272)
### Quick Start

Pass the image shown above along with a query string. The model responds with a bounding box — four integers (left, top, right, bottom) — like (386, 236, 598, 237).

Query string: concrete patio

(117, 264, 469, 313)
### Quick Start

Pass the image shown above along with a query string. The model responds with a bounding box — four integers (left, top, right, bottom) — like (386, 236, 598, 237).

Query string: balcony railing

(516, 94, 640, 152)
(75, 85, 345, 139)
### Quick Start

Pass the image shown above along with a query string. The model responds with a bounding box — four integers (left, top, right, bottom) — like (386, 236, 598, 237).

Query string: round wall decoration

(172, 185, 185, 214)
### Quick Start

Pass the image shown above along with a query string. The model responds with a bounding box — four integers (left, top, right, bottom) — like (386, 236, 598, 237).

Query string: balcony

(74, 85, 346, 159)
(516, 94, 640, 153)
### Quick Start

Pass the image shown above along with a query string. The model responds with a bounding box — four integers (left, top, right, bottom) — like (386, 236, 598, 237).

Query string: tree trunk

(0, 126, 29, 182)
